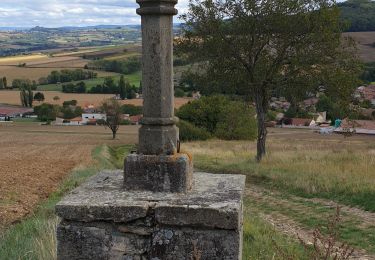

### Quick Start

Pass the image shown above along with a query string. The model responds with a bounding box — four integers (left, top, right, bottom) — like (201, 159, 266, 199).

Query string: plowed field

(0, 124, 139, 229)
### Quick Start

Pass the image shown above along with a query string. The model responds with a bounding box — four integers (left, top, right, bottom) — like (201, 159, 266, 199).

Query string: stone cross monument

(55, 1, 245, 259)
(124, 0, 192, 194)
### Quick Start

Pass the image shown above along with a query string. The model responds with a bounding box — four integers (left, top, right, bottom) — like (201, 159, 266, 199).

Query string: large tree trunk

(255, 91, 268, 162)
(112, 130, 117, 139)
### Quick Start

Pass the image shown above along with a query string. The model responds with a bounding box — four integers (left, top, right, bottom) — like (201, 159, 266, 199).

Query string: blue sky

(0, 0, 190, 27)
(0, 0, 347, 28)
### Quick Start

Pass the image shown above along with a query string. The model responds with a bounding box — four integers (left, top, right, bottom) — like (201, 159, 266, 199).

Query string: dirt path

(245, 185, 375, 260)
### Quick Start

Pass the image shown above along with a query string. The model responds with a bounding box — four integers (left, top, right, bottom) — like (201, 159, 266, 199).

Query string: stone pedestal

(56, 171, 245, 260)
(124, 153, 193, 193)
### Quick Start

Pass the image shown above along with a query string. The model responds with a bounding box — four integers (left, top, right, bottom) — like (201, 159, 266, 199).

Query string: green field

(37, 71, 141, 91)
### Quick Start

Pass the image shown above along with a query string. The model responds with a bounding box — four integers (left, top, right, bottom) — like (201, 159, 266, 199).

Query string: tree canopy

(178, 0, 361, 161)
(338, 0, 375, 32)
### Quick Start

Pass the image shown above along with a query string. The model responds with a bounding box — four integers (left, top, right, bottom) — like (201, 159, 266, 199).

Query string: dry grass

(0, 54, 47, 65)
(0, 90, 192, 108)
(184, 128, 375, 210)
(344, 32, 375, 63)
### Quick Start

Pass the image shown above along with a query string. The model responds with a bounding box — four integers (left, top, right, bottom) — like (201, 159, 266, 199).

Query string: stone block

(124, 153, 193, 193)
(56, 171, 245, 260)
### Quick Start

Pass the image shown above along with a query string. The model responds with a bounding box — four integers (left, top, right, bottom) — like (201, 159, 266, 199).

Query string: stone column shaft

(137, 0, 178, 155)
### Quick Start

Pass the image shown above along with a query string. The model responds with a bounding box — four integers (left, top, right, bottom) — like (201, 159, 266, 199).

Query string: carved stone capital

(136, 0, 178, 16)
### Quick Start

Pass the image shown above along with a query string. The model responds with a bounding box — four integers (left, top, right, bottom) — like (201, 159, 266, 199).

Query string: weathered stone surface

(57, 221, 241, 260)
(150, 228, 242, 259)
(56, 171, 245, 229)
(56, 171, 245, 260)
(124, 153, 193, 193)
(136, 0, 179, 155)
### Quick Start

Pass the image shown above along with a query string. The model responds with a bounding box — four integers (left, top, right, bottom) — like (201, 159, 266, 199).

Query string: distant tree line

(12, 79, 38, 90)
(62, 82, 87, 93)
(89, 76, 138, 99)
(60, 75, 139, 99)
(86, 57, 141, 75)
(38, 69, 97, 85)
(339, 0, 375, 32)
(0, 43, 60, 57)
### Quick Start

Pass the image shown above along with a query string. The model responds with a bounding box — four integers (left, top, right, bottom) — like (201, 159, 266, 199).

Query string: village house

(356, 85, 375, 106)
(81, 113, 106, 125)
(54, 117, 83, 126)
(290, 118, 313, 127)
(0, 107, 34, 121)
(336, 119, 375, 135)
(129, 114, 143, 125)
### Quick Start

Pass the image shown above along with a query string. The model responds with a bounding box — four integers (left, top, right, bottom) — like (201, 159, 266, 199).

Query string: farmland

(1, 126, 375, 259)
(0, 53, 118, 82)
(345, 31, 375, 63)
(0, 123, 139, 229)
(0, 91, 192, 107)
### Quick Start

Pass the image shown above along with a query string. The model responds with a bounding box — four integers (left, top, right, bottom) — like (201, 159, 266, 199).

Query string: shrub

(177, 120, 211, 141)
(215, 103, 257, 140)
(177, 95, 229, 133)
(177, 95, 257, 140)
(175, 88, 185, 97)
(121, 104, 143, 116)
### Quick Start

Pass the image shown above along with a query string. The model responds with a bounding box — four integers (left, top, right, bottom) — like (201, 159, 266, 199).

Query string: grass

(3, 130, 373, 259)
(12, 118, 40, 123)
(183, 136, 375, 212)
(242, 203, 309, 260)
(37, 71, 141, 91)
(0, 145, 134, 260)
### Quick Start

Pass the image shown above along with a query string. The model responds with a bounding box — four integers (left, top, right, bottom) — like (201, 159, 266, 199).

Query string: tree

(34, 103, 59, 121)
(177, 95, 257, 140)
(121, 104, 143, 116)
(3, 77, 7, 89)
(0, 78, 3, 89)
(53, 96, 60, 101)
(20, 86, 33, 107)
(119, 75, 126, 100)
(178, 0, 361, 161)
(34, 92, 45, 102)
(101, 99, 122, 139)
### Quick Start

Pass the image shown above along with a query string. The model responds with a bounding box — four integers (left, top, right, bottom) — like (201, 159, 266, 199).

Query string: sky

(0, 0, 349, 28)
(0, 0, 190, 28)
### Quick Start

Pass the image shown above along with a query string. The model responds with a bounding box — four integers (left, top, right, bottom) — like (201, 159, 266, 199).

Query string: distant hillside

(339, 0, 375, 32)
(344, 31, 375, 62)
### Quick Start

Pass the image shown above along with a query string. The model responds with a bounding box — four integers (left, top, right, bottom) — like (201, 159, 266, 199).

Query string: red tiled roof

(341, 119, 375, 130)
(130, 115, 143, 123)
(0, 107, 33, 116)
(291, 118, 312, 126)
(70, 117, 82, 122)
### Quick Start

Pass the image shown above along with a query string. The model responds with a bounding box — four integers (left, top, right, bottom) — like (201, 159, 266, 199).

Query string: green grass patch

(37, 71, 141, 92)
(242, 202, 309, 259)
(0, 145, 134, 260)
(12, 118, 40, 123)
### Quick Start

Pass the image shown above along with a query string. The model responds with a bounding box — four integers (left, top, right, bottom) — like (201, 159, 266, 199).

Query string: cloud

(0, 0, 188, 27)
